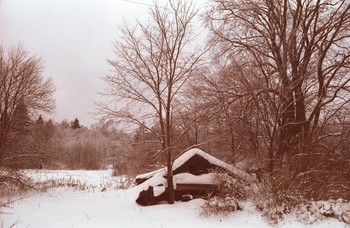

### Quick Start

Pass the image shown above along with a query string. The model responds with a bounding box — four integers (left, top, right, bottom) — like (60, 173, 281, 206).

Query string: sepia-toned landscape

(1, 0, 349, 227)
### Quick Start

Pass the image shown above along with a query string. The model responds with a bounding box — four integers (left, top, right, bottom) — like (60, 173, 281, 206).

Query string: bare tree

(99, 0, 205, 203)
(0, 45, 55, 167)
(206, 0, 350, 171)
(179, 66, 258, 162)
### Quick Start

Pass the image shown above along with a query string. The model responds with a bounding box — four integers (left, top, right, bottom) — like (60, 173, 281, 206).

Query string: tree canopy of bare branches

(0, 45, 55, 167)
(206, 0, 350, 171)
(99, 0, 206, 203)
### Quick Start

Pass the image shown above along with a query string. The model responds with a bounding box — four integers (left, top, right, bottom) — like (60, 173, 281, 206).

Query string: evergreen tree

(71, 118, 81, 129)
(45, 119, 55, 140)
(11, 98, 31, 136)
(36, 115, 44, 125)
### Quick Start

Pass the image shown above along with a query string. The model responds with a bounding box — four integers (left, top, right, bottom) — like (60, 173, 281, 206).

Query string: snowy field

(0, 170, 347, 228)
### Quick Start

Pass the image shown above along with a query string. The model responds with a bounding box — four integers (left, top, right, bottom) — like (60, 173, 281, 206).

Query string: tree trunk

(276, 83, 295, 167)
(166, 93, 175, 204)
(166, 148, 175, 204)
(277, 78, 311, 172)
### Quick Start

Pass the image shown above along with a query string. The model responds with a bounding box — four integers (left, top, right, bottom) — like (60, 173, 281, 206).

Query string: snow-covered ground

(0, 170, 347, 227)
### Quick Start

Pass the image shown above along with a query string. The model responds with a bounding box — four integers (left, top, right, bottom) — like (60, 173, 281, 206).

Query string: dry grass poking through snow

(25, 169, 134, 192)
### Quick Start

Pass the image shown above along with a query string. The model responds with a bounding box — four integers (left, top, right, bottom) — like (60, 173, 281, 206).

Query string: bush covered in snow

(254, 177, 303, 224)
(115, 176, 135, 189)
(253, 174, 350, 225)
(200, 171, 256, 216)
(201, 196, 241, 216)
(296, 199, 350, 225)
(0, 169, 32, 196)
(0, 169, 34, 210)
(196, 162, 350, 227)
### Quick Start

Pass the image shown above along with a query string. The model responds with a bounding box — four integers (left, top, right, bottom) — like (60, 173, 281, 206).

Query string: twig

(84, 212, 90, 220)
(8, 218, 21, 228)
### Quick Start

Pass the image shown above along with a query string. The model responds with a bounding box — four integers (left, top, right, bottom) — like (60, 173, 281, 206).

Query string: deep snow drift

(0, 170, 347, 227)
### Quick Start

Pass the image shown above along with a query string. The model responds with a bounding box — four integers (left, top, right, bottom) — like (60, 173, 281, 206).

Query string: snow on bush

(296, 199, 350, 224)
(0, 169, 32, 196)
(200, 171, 256, 216)
(201, 196, 241, 216)
(255, 184, 350, 225)
(253, 174, 350, 225)
(252, 176, 305, 224)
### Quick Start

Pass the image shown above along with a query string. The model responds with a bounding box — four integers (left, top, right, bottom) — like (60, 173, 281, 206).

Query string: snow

(0, 170, 348, 228)
(136, 172, 167, 191)
(173, 173, 217, 185)
(135, 168, 164, 181)
(153, 185, 166, 197)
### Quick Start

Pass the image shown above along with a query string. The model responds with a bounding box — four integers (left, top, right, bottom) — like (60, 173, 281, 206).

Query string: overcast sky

(0, 0, 206, 126)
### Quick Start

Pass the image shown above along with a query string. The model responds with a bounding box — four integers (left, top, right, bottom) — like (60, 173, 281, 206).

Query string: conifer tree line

(1, 0, 349, 202)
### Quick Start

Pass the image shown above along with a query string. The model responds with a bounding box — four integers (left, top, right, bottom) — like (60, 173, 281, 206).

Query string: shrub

(201, 196, 241, 216)
(254, 167, 350, 225)
(0, 169, 33, 210)
(116, 176, 134, 189)
(252, 171, 306, 224)
(296, 199, 350, 225)
(200, 172, 255, 216)
(0, 169, 32, 196)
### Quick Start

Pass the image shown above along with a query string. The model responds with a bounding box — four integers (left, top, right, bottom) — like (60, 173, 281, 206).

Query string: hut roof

(135, 148, 253, 184)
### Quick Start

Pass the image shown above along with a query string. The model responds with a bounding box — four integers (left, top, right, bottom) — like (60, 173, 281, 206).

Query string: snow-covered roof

(135, 148, 254, 182)
(172, 148, 254, 181)
(172, 148, 232, 172)
(135, 167, 164, 181)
